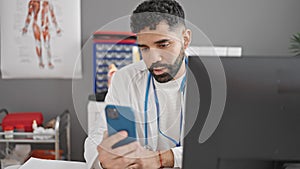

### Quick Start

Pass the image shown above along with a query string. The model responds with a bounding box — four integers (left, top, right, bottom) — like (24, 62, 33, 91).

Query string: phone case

(105, 104, 137, 148)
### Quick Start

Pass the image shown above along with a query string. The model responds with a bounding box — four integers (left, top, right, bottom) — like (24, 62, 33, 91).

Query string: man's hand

(56, 28, 62, 36)
(22, 27, 28, 35)
(131, 145, 161, 169)
(97, 130, 173, 169)
(132, 146, 174, 168)
(97, 131, 140, 169)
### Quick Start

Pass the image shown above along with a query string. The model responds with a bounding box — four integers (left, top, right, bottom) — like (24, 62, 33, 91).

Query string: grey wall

(184, 0, 300, 56)
(82, 0, 300, 56)
(1, 0, 300, 161)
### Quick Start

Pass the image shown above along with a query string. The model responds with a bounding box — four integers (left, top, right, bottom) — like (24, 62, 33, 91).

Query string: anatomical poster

(1, 0, 81, 79)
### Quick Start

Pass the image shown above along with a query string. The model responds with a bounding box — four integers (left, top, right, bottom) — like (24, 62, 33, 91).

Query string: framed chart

(1, 0, 82, 79)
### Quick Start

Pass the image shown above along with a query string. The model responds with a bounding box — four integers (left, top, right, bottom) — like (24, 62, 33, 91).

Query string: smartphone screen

(105, 104, 137, 148)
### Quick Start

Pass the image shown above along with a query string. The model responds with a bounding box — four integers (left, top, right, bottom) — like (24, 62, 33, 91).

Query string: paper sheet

(19, 158, 86, 169)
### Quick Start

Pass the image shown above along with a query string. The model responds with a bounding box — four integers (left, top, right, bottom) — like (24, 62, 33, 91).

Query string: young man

(85, 0, 191, 168)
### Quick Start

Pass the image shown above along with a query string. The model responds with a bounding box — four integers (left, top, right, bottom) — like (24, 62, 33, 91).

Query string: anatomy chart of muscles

(1, 0, 81, 79)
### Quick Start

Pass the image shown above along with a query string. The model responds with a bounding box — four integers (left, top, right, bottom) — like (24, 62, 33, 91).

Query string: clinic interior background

(0, 0, 300, 161)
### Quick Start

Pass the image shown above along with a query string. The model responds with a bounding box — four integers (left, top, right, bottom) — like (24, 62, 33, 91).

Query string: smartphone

(105, 104, 137, 148)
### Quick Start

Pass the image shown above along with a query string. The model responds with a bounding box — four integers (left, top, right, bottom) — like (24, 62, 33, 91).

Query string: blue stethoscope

(143, 58, 187, 148)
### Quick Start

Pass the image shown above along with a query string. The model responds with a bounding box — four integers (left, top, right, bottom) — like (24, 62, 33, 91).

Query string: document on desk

(19, 158, 86, 169)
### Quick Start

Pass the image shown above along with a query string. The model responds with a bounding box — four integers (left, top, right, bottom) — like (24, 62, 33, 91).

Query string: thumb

(103, 130, 108, 139)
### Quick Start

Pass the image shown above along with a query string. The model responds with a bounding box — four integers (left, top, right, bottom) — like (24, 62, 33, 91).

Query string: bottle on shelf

(27, 120, 38, 139)
(32, 120, 38, 131)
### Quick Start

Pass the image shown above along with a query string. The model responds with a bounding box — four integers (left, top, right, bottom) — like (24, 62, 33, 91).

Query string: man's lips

(153, 67, 167, 75)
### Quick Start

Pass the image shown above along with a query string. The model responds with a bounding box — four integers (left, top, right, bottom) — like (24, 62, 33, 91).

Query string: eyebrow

(137, 39, 171, 47)
(137, 44, 148, 48)
(154, 39, 171, 44)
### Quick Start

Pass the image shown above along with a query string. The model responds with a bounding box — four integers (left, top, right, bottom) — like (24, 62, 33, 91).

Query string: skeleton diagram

(22, 0, 61, 69)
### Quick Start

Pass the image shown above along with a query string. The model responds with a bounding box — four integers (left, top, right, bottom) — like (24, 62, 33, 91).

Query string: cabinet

(0, 110, 70, 160)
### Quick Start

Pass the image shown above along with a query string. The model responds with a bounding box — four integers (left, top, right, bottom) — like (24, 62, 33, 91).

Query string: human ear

(183, 29, 192, 49)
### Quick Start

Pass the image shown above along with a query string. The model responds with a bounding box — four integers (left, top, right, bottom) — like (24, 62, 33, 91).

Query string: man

(85, 0, 191, 168)
(22, 0, 61, 69)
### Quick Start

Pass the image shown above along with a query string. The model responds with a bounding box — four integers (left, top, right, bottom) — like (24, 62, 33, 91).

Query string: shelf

(0, 110, 70, 160)
(0, 130, 56, 143)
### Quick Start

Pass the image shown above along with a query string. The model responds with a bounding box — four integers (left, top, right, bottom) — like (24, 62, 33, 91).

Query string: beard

(148, 47, 185, 83)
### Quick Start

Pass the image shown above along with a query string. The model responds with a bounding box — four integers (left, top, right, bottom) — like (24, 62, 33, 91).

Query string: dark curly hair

(130, 0, 185, 33)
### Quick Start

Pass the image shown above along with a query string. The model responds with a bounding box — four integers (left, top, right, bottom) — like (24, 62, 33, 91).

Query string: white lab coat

(84, 61, 184, 169)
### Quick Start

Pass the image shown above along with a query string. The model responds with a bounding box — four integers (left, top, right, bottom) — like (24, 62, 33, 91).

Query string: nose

(148, 48, 162, 63)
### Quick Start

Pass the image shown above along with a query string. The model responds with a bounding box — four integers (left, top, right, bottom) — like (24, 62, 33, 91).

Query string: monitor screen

(183, 56, 300, 169)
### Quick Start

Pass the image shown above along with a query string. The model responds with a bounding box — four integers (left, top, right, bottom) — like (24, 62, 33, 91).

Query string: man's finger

(111, 141, 139, 157)
(113, 157, 137, 169)
(103, 131, 128, 148)
(125, 163, 140, 169)
(103, 130, 108, 139)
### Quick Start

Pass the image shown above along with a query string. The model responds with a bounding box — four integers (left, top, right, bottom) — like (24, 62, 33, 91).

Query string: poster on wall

(1, 0, 81, 79)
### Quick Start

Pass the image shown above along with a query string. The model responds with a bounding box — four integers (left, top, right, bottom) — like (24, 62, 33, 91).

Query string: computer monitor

(183, 56, 300, 169)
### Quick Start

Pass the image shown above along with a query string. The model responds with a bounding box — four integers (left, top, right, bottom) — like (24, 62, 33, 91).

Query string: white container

(32, 120, 37, 130)
(4, 126, 14, 139)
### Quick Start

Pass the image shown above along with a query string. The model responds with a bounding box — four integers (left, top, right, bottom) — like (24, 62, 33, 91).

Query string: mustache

(149, 62, 170, 70)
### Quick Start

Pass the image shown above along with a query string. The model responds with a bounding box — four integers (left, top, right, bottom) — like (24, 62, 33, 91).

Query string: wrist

(158, 151, 163, 168)
(159, 150, 174, 168)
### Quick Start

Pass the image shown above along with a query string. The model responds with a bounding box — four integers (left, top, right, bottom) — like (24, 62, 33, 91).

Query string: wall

(0, 0, 300, 161)
(184, 0, 300, 56)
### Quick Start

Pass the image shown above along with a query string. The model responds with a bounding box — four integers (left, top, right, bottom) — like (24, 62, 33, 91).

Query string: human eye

(139, 47, 149, 52)
(158, 42, 170, 48)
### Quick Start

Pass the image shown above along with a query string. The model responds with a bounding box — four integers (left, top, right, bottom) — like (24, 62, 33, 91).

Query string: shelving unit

(93, 31, 138, 94)
(0, 110, 70, 160)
